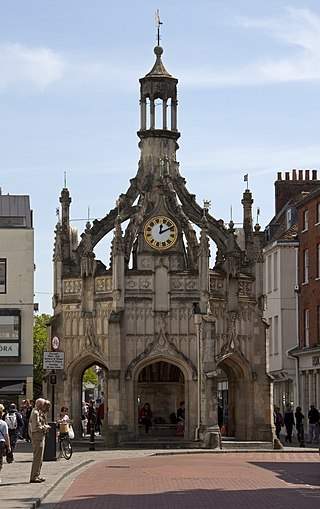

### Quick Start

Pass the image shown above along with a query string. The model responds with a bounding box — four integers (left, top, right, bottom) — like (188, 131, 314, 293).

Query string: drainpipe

(194, 312, 202, 441)
(286, 246, 300, 407)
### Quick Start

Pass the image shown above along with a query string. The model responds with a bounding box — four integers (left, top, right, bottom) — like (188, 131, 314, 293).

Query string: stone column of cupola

(140, 98, 147, 131)
(150, 100, 155, 129)
(162, 98, 167, 130)
(171, 99, 178, 131)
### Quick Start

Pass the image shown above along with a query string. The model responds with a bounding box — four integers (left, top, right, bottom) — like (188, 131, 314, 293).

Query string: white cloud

(181, 143, 320, 176)
(0, 43, 66, 92)
(181, 7, 320, 87)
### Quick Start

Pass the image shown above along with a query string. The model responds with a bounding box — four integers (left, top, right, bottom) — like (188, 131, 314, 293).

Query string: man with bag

(29, 398, 51, 483)
(4, 402, 23, 463)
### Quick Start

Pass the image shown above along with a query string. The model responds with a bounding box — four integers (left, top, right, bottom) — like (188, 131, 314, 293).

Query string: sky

(1, 0, 320, 314)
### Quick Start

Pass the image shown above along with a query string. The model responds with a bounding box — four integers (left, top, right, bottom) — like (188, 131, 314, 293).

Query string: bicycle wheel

(61, 435, 73, 460)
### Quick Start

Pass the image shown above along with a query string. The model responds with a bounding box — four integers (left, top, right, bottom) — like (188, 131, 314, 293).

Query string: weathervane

(155, 9, 163, 46)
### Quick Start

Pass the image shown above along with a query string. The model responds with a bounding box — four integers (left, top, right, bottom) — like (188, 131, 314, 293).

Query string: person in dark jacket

(88, 399, 97, 437)
(295, 407, 304, 443)
(307, 405, 320, 444)
(283, 403, 295, 443)
(139, 403, 152, 435)
(273, 405, 283, 439)
(4, 403, 23, 462)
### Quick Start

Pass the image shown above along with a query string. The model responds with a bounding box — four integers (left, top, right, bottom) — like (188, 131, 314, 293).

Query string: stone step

(139, 425, 178, 438)
(120, 440, 202, 449)
(221, 440, 273, 450)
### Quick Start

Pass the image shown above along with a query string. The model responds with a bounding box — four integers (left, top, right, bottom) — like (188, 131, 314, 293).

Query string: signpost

(43, 336, 64, 422)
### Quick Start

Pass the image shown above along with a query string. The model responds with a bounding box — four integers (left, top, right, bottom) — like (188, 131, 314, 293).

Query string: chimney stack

(274, 168, 320, 215)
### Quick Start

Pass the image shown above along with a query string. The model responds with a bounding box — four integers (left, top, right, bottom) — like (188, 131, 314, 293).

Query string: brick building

(295, 186, 320, 411)
(264, 169, 320, 415)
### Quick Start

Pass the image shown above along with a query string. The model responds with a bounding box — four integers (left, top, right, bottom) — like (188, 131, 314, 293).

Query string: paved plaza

(1, 440, 320, 509)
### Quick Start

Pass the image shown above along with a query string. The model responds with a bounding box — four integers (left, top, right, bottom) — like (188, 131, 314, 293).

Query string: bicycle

(57, 420, 73, 460)
(58, 431, 73, 460)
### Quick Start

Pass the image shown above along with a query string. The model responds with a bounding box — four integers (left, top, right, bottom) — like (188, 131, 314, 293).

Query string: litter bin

(44, 422, 57, 461)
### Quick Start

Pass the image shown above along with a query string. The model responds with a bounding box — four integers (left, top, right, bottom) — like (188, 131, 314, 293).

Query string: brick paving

(1, 439, 320, 508)
(53, 452, 320, 509)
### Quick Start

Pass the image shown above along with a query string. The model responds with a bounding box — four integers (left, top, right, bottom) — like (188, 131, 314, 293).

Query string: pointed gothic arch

(62, 354, 108, 438)
(132, 356, 191, 438)
(217, 353, 254, 440)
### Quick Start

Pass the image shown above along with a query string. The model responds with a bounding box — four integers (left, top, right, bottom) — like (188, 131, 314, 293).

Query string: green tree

(33, 313, 51, 398)
(82, 368, 98, 390)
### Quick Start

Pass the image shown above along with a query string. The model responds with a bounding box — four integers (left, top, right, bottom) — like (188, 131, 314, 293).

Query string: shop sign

(0, 342, 19, 357)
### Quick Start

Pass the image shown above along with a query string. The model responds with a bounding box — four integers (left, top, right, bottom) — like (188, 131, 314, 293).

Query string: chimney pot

(305, 169, 310, 180)
(292, 169, 297, 180)
(312, 169, 318, 180)
(285, 171, 290, 180)
(277, 172, 282, 181)
(299, 170, 303, 180)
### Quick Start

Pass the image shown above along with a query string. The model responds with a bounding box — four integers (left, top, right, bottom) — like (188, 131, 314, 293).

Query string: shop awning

(0, 380, 25, 395)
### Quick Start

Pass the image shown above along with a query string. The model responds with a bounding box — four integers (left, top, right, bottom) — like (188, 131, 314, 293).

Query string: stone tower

(51, 44, 273, 447)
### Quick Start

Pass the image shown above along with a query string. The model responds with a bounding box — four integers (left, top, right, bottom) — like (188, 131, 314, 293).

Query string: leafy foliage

(83, 368, 98, 389)
(33, 313, 51, 398)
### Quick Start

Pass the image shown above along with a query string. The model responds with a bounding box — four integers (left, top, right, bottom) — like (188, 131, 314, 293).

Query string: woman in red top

(139, 403, 152, 434)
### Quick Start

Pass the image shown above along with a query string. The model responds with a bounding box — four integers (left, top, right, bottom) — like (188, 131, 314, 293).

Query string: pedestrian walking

(283, 403, 295, 443)
(29, 398, 51, 483)
(20, 399, 33, 442)
(294, 406, 304, 443)
(88, 399, 97, 434)
(0, 403, 12, 484)
(273, 405, 283, 439)
(4, 403, 23, 462)
(307, 404, 320, 444)
(81, 402, 88, 437)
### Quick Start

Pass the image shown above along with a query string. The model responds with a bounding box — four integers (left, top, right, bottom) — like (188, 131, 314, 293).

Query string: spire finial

(64, 171, 67, 188)
(155, 9, 163, 46)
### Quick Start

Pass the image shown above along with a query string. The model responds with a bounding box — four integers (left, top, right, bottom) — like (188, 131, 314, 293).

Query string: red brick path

(54, 452, 320, 508)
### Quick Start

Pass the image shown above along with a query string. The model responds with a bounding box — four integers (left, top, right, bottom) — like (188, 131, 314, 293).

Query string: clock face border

(144, 215, 178, 250)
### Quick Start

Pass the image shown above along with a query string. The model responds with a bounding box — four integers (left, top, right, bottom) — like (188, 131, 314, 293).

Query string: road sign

(43, 351, 64, 370)
(51, 335, 60, 351)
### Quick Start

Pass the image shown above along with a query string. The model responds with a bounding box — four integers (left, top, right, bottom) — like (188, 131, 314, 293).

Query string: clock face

(144, 215, 178, 250)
